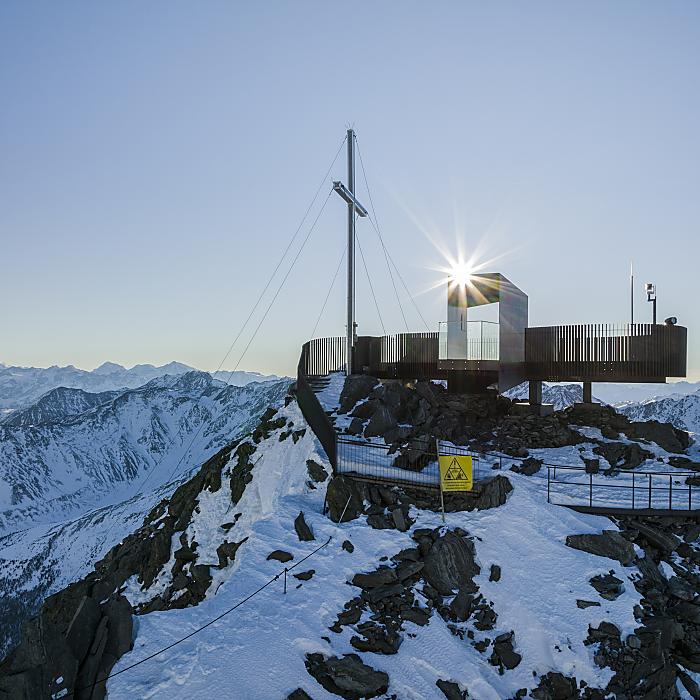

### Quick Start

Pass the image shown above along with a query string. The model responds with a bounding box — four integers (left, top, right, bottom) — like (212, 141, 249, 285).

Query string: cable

(354, 136, 409, 332)
(59, 138, 346, 587)
(310, 245, 346, 340)
(62, 536, 333, 697)
(163, 189, 334, 486)
(356, 230, 386, 335)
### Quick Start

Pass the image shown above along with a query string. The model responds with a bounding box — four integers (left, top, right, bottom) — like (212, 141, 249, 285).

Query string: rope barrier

(62, 536, 333, 697)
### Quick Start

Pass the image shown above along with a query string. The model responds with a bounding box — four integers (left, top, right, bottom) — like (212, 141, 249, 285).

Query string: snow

(108, 402, 646, 700)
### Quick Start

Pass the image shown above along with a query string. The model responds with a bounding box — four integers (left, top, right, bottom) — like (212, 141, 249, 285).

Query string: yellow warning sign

(439, 455, 473, 492)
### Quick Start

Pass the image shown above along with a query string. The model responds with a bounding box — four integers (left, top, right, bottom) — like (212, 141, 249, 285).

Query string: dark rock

(304, 653, 389, 699)
(352, 567, 398, 589)
(565, 531, 636, 566)
(294, 512, 315, 542)
(449, 587, 475, 622)
(467, 475, 513, 511)
(400, 607, 430, 626)
(293, 570, 315, 582)
(576, 600, 601, 609)
(216, 539, 245, 568)
(423, 531, 480, 595)
(287, 689, 313, 700)
(366, 512, 394, 529)
(364, 404, 398, 439)
(489, 564, 501, 582)
(590, 573, 624, 600)
(670, 601, 700, 624)
(306, 459, 328, 483)
(267, 550, 293, 563)
(436, 678, 467, 700)
(679, 669, 700, 700)
(366, 582, 405, 603)
(510, 457, 542, 476)
(669, 456, 700, 471)
(625, 420, 690, 454)
(531, 672, 578, 700)
(390, 507, 409, 532)
(668, 575, 697, 601)
(350, 622, 402, 655)
(395, 560, 424, 581)
(326, 476, 365, 523)
(593, 441, 652, 470)
(342, 540, 355, 553)
(346, 417, 364, 436)
(629, 520, 681, 553)
(490, 632, 522, 670)
(339, 375, 378, 413)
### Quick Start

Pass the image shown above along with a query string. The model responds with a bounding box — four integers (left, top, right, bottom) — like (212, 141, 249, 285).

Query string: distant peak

(93, 361, 126, 375)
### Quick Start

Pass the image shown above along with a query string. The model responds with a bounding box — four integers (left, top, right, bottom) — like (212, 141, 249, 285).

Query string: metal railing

(526, 323, 687, 382)
(438, 320, 499, 361)
(355, 333, 441, 380)
(336, 436, 488, 490)
(546, 465, 699, 512)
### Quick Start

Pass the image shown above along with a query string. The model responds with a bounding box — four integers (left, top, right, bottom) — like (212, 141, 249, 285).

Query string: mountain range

(0, 361, 282, 414)
(0, 371, 290, 535)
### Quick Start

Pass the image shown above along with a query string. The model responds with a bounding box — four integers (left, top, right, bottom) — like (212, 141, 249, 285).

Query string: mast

(332, 130, 368, 376)
(347, 129, 356, 376)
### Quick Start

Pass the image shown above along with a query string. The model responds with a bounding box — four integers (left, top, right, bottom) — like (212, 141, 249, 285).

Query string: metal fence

(336, 436, 490, 490)
(525, 323, 687, 382)
(546, 465, 699, 513)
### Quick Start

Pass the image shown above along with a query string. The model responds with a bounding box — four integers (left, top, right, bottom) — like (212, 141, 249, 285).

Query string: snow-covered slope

(2, 386, 121, 427)
(0, 372, 290, 534)
(595, 381, 700, 406)
(617, 391, 700, 435)
(0, 361, 282, 412)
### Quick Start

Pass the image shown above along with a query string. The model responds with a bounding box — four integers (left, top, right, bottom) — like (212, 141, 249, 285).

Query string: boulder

(267, 550, 293, 563)
(490, 631, 522, 670)
(305, 653, 389, 700)
(364, 405, 398, 438)
(306, 459, 328, 483)
(629, 520, 681, 553)
(339, 375, 378, 413)
(351, 567, 398, 589)
(530, 672, 578, 700)
(436, 679, 467, 700)
(590, 572, 624, 600)
(423, 531, 480, 595)
(510, 457, 542, 476)
(565, 531, 636, 566)
(594, 441, 652, 470)
(326, 476, 365, 523)
(294, 512, 315, 542)
(625, 420, 690, 454)
(489, 564, 501, 582)
(287, 689, 313, 700)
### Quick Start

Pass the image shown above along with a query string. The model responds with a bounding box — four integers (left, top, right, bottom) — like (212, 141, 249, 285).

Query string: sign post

(436, 439, 445, 523)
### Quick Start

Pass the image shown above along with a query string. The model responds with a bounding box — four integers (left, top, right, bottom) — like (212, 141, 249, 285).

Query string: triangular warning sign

(444, 457, 468, 481)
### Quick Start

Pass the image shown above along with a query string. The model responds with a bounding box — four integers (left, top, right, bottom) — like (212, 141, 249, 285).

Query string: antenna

(630, 261, 634, 325)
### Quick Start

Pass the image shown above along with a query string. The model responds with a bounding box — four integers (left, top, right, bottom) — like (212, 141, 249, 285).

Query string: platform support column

(583, 381, 592, 404)
(528, 380, 542, 406)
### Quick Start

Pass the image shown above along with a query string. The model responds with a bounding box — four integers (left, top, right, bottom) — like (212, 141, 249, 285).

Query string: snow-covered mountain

(617, 390, 700, 435)
(594, 380, 700, 406)
(3, 382, 699, 699)
(0, 372, 290, 534)
(0, 361, 282, 412)
(505, 382, 602, 410)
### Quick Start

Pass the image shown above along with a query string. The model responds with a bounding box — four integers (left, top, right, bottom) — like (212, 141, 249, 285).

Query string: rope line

(64, 537, 333, 697)
(355, 136, 430, 332)
(356, 230, 386, 335)
(355, 136, 409, 332)
(163, 188, 333, 486)
(310, 244, 346, 340)
(61, 138, 346, 588)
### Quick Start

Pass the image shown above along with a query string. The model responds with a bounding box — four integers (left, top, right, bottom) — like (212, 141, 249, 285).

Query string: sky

(1, 1, 698, 379)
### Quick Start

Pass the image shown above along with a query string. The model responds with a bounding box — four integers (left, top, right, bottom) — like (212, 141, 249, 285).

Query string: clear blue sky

(1, 1, 698, 378)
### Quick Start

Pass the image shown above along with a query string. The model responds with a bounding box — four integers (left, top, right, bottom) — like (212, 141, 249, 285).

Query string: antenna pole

(630, 261, 634, 326)
(346, 128, 356, 375)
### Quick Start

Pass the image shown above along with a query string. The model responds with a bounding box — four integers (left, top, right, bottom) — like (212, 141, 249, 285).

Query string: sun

(447, 261, 473, 287)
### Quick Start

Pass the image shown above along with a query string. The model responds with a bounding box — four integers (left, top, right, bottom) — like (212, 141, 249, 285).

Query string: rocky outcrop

(565, 530, 636, 566)
(0, 405, 288, 699)
(304, 653, 389, 699)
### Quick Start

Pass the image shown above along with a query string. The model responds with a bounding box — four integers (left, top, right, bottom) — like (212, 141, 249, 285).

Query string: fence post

(632, 472, 635, 510)
(690, 483, 692, 511)
(547, 467, 551, 503)
(669, 475, 672, 511)
(283, 567, 288, 595)
(648, 474, 652, 509)
(589, 471, 593, 507)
